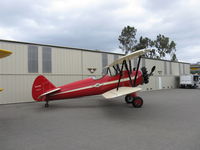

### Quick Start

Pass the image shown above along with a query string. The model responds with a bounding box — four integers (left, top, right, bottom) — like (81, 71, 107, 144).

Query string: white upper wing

(107, 49, 151, 68)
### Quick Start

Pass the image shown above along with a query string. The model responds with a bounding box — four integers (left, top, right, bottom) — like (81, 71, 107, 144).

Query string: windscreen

(193, 75, 199, 81)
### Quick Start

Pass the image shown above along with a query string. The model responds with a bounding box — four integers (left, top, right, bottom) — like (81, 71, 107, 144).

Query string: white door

(158, 77, 162, 89)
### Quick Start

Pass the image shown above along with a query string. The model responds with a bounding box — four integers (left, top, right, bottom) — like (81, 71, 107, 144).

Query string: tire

(125, 95, 133, 104)
(132, 97, 143, 108)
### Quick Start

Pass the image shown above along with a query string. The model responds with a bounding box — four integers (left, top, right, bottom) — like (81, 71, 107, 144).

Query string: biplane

(0, 49, 12, 92)
(32, 49, 155, 108)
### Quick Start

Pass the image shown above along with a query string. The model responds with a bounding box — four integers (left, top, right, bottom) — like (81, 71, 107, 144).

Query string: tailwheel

(125, 94, 133, 104)
(132, 97, 143, 108)
(45, 101, 49, 108)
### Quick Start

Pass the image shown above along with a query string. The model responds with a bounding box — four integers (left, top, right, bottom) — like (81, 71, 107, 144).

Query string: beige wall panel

(184, 64, 190, 74)
(52, 48, 82, 75)
(155, 60, 164, 76)
(141, 76, 156, 91)
(165, 62, 170, 75)
(0, 75, 38, 104)
(179, 63, 183, 75)
(38, 46, 42, 74)
(82, 51, 102, 75)
(107, 54, 114, 65)
(145, 59, 164, 76)
(0, 42, 28, 74)
(171, 62, 179, 75)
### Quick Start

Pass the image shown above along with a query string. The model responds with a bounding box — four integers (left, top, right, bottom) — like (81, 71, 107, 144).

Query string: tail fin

(32, 75, 58, 101)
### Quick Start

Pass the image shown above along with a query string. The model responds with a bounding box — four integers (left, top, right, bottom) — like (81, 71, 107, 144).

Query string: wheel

(132, 97, 143, 108)
(125, 94, 134, 104)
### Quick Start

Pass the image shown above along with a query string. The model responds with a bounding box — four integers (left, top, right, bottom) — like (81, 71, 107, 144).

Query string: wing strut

(116, 60, 134, 90)
(117, 60, 125, 90)
(113, 66, 119, 75)
(116, 64, 120, 72)
(134, 56, 142, 86)
(124, 60, 134, 87)
(106, 67, 112, 75)
(129, 60, 132, 73)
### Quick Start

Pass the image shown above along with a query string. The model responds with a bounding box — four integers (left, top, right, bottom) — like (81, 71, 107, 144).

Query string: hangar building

(0, 40, 190, 104)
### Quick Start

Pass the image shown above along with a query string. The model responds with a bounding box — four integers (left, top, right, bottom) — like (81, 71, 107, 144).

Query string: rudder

(32, 75, 57, 101)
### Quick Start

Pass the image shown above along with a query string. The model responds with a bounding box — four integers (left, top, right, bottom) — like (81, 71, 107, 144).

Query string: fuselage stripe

(52, 76, 138, 96)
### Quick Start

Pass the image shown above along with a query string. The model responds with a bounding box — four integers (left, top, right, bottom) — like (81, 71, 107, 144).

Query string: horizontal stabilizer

(38, 88, 61, 99)
(102, 87, 141, 99)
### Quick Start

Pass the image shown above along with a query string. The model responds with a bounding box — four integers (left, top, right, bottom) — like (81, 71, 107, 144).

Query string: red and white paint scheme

(32, 49, 155, 108)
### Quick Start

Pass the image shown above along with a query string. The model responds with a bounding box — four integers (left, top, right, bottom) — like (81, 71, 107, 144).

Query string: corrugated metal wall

(0, 40, 190, 104)
(141, 58, 190, 91)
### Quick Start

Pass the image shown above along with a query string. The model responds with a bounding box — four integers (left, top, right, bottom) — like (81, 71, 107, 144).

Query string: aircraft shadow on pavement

(34, 97, 147, 121)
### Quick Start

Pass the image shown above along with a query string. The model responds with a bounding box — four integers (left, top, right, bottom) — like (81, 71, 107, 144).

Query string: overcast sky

(0, 0, 199, 63)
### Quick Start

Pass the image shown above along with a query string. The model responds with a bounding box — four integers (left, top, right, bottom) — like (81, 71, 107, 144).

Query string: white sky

(0, 0, 200, 63)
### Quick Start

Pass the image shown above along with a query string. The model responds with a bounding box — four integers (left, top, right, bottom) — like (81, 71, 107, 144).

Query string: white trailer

(180, 74, 199, 88)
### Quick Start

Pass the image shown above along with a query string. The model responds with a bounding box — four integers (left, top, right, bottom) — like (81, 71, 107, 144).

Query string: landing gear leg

(45, 100, 49, 108)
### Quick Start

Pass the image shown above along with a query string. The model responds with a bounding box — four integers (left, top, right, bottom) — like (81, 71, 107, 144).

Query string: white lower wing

(102, 87, 141, 99)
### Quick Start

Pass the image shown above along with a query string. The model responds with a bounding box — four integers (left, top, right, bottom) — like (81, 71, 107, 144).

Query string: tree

(134, 36, 156, 58)
(118, 26, 137, 54)
(118, 26, 177, 61)
(154, 34, 177, 61)
(134, 36, 150, 50)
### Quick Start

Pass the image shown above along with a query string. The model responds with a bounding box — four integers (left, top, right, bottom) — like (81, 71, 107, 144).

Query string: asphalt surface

(0, 88, 200, 150)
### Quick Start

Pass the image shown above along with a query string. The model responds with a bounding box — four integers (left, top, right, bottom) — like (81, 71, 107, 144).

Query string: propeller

(149, 66, 156, 76)
(141, 66, 156, 84)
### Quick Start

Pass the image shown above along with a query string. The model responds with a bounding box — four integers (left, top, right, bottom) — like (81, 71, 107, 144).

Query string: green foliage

(134, 36, 156, 58)
(154, 34, 177, 61)
(118, 26, 178, 61)
(118, 26, 137, 54)
(134, 36, 151, 50)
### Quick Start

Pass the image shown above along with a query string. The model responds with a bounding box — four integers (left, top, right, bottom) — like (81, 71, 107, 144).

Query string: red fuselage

(45, 70, 143, 101)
